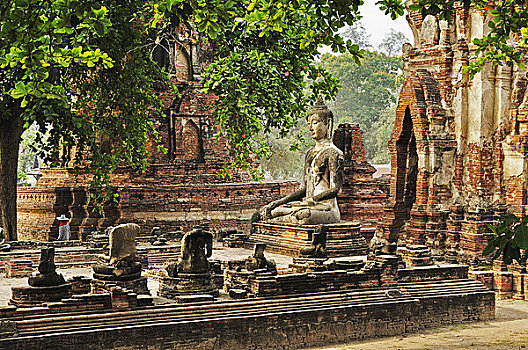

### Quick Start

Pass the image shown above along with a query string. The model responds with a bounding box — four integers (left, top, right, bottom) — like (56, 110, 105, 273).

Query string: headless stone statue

(93, 223, 142, 280)
(28, 247, 66, 287)
(300, 224, 327, 258)
(253, 97, 344, 226)
(168, 226, 213, 276)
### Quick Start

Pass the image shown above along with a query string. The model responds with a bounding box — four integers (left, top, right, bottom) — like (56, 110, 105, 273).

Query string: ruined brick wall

(0, 290, 494, 350)
(383, 2, 528, 266)
(334, 124, 389, 241)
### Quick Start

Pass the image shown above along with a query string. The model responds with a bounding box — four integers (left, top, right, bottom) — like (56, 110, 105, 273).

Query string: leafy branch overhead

(0, 0, 176, 231)
(192, 0, 367, 177)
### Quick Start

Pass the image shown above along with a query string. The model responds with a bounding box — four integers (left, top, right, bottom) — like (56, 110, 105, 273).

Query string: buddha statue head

(307, 96, 334, 141)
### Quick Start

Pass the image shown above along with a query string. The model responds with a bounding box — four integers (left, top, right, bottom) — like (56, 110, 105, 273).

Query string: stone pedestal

(158, 273, 218, 299)
(91, 277, 149, 295)
(398, 244, 432, 266)
(10, 283, 72, 307)
(289, 258, 328, 273)
(249, 221, 367, 257)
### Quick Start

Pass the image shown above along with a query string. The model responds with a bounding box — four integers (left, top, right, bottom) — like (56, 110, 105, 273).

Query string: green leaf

(482, 242, 496, 256)
(514, 223, 528, 249)
(492, 247, 502, 260)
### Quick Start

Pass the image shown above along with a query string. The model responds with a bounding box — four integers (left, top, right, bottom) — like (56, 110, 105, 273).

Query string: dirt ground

(310, 299, 528, 350)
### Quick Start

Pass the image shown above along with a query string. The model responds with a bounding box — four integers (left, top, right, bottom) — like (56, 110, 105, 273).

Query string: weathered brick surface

(334, 124, 389, 241)
(398, 264, 468, 283)
(380, 4, 528, 274)
(5, 259, 32, 278)
(468, 270, 494, 291)
(249, 221, 367, 258)
(10, 284, 72, 308)
(0, 249, 100, 274)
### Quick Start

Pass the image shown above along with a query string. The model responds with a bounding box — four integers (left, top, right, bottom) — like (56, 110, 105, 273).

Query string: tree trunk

(0, 114, 24, 241)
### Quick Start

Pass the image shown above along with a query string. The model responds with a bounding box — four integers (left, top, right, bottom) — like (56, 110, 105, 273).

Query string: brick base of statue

(91, 277, 149, 295)
(158, 273, 218, 299)
(249, 221, 368, 257)
(398, 245, 432, 266)
(10, 283, 72, 307)
(289, 257, 329, 273)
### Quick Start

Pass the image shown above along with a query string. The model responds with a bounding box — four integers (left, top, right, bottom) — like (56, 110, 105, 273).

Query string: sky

(357, 1, 413, 48)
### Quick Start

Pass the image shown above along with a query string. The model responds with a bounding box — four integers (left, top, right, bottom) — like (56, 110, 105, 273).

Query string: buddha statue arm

(265, 187, 306, 214)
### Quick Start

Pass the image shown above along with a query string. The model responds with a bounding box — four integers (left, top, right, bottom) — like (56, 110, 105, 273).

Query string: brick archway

(383, 69, 452, 258)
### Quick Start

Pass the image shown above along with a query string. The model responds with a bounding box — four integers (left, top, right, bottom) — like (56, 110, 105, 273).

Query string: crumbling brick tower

(16, 26, 298, 241)
(380, 2, 528, 267)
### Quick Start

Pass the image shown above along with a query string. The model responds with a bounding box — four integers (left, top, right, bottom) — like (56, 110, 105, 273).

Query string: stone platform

(91, 277, 149, 295)
(9, 283, 72, 308)
(248, 221, 368, 257)
(158, 273, 218, 299)
(0, 279, 494, 349)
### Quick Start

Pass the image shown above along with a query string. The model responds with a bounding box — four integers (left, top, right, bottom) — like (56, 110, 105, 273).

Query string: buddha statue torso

(304, 143, 342, 212)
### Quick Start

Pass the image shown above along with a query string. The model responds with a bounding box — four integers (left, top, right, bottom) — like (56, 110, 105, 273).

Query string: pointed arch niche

(182, 118, 204, 162)
(385, 69, 451, 251)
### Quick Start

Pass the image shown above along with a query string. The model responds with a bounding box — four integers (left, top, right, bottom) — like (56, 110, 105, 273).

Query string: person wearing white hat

(57, 214, 70, 241)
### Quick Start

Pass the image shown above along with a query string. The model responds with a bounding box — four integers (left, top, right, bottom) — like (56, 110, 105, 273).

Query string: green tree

(259, 119, 311, 180)
(369, 106, 396, 163)
(0, 1, 178, 240)
(319, 50, 402, 162)
(340, 22, 373, 50)
(379, 29, 409, 56)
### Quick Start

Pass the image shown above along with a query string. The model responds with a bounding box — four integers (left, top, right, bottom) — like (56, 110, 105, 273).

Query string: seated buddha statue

(253, 97, 344, 226)
(92, 223, 142, 281)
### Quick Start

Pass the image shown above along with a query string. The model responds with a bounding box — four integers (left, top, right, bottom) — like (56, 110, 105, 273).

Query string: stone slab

(10, 283, 72, 308)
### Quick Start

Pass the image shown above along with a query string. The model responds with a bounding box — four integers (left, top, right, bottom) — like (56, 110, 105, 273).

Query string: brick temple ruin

(380, 4, 528, 272)
(16, 27, 298, 242)
(3, 4, 528, 349)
